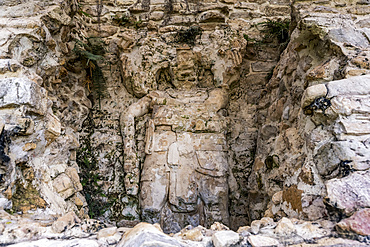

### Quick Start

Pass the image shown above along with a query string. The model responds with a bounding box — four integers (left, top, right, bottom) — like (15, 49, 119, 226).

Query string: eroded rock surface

(0, 0, 369, 245)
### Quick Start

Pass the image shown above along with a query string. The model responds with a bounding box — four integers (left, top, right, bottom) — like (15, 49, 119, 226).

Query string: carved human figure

(120, 47, 231, 232)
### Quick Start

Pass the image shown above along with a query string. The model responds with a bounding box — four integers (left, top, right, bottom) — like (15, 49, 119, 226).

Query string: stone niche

(72, 0, 295, 231)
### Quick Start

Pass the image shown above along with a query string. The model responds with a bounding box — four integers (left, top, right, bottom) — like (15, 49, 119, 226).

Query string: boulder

(326, 170, 370, 214)
(0, 78, 47, 115)
(51, 212, 80, 233)
(336, 208, 370, 236)
(248, 235, 280, 247)
(275, 217, 296, 236)
(212, 230, 241, 247)
(117, 222, 187, 247)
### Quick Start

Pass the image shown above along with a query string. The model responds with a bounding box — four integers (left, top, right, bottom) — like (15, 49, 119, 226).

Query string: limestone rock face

(117, 222, 187, 247)
(247, 0, 370, 232)
(0, 0, 369, 242)
(0, 0, 87, 218)
(0, 78, 48, 115)
(0, 76, 84, 215)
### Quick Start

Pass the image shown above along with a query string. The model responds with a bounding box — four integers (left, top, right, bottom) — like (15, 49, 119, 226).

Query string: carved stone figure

(120, 46, 230, 231)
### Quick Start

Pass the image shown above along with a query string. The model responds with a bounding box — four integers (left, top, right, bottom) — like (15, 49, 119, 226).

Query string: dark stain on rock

(299, 166, 315, 185)
(282, 185, 303, 212)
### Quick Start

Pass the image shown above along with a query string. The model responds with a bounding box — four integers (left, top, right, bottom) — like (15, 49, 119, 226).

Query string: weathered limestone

(117, 222, 187, 247)
(121, 86, 231, 232)
(1, 0, 370, 244)
(0, 76, 85, 216)
(336, 208, 370, 236)
(212, 230, 241, 247)
(0, 77, 48, 115)
(0, 208, 368, 247)
(0, 1, 87, 218)
(326, 171, 370, 215)
(246, 1, 370, 233)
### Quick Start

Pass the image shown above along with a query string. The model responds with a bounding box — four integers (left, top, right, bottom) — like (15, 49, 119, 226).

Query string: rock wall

(1, 0, 369, 240)
(0, 0, 88, 217)
(70, 0, 291, 230)
(251, 0, 370, 226)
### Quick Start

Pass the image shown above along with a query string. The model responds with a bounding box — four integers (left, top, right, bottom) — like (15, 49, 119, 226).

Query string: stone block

(65, 167, 83, 192)
(23, 142, 36, 151)
(211, 222, 230, 231)
(237, 225, 251, 234)
(149, 11, 164, 21)
(272, 191, 283, 205)
(117, 222, 187, 247)
(295, 222, 329, 241)
(180, 226, 204, 241)
(331, 141, 370, 169)
(234, 2, 258, 9)
(97, 227, 118, 239)
(264, 5, 290, 16)
(53, 173, 75, 199)
(328, 28, 370, 48)
(301, 84, 327, 108)
(327, 75, 370, 97)
(51, 211, 80, 233)
(331, 95, 370, 115)
(116, 0, 135, 6)
(0, 78, 47, 115)
(248, 235, 280, 247)
(250, 220, 261, 234)
(336, 115, 370, 135)
(16, 118, 34, 135)
(274, 217, 296, 236)
(336, 208, 370, 236)
(199, 11, 225, 23)
(212, 230, 241, 247)
(326, 170, 370, 214)
(260, 217, 274, 228)
(44, 113, 61, 144)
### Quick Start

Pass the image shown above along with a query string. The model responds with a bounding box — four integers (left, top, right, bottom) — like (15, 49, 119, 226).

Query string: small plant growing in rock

(0, 130, 11, 164)
(303, 96, 332, 115)
(258, 19, 290, 44)
(243, 19, 290, 46)
(175, 26, 202, 46)
(73, 37, 107, 107)
(112, 14, 131, 26)
(338, 160, 354, 177)
(77, 113, 110, 218)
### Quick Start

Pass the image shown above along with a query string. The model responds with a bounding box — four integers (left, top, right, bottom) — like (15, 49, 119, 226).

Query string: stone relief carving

(121, 87, 230, 232)
(120, 43, 235, 232)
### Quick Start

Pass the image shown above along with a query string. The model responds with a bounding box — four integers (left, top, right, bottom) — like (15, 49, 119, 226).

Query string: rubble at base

(0, 210, 368, 247)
